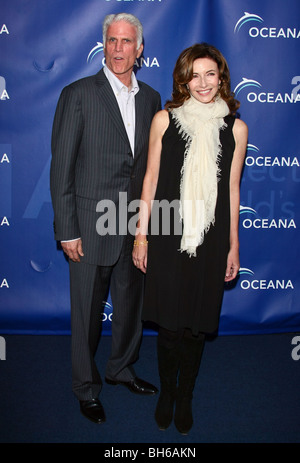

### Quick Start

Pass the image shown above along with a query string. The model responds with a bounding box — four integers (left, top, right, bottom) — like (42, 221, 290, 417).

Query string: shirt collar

(103, 65, 139, 96)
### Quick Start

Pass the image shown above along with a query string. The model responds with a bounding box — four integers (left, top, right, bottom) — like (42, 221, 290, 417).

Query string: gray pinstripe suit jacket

(50, 68, 161, 266)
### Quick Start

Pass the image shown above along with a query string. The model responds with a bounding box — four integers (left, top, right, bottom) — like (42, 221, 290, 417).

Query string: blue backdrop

(0, 0, 299, 335)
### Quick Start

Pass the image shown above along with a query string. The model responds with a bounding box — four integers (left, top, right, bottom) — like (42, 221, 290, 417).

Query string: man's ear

(137, 43, 144, 59)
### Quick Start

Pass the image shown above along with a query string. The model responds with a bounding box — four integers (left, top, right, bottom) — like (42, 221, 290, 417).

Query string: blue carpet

(0, 333, 299, 446)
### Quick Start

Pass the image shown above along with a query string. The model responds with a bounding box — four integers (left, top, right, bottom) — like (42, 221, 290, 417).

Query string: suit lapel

(94, 69, 131, 149)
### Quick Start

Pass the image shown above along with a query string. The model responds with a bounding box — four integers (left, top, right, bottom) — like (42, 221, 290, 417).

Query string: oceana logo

(238, 268, 294, 290)
(234, 78, 300, 103)
(239, 205, 296, 230)
(234, 12, 300, 39)
(87, 42, 160, 68)
(245, 143, 300, 168)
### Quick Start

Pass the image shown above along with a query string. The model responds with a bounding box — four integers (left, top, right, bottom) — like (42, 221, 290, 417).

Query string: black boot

(174, 333, 205, 435)
(155, 343, 180, 430)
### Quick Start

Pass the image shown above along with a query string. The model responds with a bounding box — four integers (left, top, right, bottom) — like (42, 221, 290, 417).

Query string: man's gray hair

(103, 13, 143, 49)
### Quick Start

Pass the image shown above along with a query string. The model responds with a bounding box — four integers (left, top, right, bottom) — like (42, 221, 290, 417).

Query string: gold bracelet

(134, 240, 148, 247)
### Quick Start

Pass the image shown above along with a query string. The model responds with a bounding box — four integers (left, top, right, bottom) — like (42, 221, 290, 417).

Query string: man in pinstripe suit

(50, 13, 161, 424)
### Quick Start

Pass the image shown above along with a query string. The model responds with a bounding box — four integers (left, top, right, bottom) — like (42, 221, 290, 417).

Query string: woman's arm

(225, 117, 248, 282)
(132, 109, 169, 273)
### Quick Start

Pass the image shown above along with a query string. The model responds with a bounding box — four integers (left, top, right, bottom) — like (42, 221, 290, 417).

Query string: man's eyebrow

(107, 35, 133, 40)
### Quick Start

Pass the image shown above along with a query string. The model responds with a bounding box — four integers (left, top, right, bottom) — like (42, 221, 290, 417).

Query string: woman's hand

(225, 246, 240, 282)
(132, 236, 148, 273)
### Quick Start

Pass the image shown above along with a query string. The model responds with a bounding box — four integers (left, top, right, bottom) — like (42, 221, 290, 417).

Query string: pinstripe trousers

(69, 234, 144, 401)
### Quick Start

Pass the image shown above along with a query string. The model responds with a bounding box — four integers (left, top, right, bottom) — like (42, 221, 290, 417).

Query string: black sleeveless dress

(142, 112, 236, 335)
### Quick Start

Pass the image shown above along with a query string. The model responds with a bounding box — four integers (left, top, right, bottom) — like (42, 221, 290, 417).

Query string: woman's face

(188, 57, 221, 104)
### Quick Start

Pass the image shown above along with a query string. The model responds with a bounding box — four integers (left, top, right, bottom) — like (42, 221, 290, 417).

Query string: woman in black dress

(132, 43, 248, 434)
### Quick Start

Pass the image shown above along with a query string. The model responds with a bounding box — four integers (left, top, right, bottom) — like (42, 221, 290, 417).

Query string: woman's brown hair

(165, 43, 240, 114)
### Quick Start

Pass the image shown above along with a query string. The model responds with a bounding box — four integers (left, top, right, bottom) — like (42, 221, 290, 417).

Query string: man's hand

(61, 239, 84, 262)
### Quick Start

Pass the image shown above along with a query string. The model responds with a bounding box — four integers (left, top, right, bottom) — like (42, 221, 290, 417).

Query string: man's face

(104, 20, 143, 86)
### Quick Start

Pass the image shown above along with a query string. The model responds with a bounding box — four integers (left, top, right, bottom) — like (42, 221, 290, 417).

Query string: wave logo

(234, 78, 262, 97)
(87, 42, 104, 63)
(234, 12, 264, 33)
(238, 267, 255, 277)
(239, 205, 257, 217)
(247, 143, 259, 154)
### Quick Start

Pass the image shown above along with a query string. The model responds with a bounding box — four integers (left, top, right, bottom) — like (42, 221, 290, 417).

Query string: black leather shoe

(79, 398, 106, 424)
(105, 376, 158, 395)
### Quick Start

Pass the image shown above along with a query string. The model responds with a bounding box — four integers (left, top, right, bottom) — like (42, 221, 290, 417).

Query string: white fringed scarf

(171, 95, 229, 257)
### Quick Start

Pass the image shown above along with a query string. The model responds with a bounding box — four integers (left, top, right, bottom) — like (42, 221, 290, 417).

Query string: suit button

(131, 174, 136, 179)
